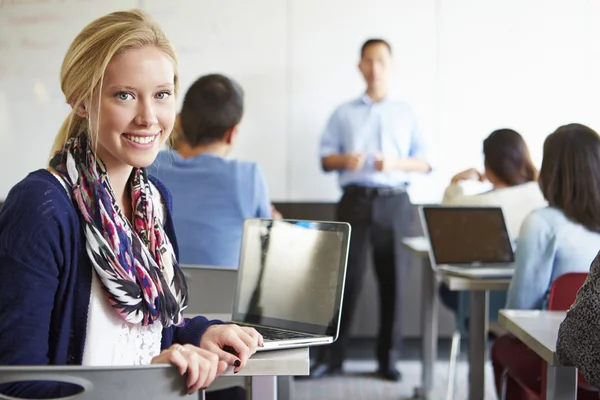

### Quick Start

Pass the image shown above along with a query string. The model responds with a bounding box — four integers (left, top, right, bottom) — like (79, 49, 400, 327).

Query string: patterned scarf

(50, 133, 187, 327)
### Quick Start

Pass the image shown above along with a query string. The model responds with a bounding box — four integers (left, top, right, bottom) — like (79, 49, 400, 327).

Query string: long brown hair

(539, 123, 600, 233)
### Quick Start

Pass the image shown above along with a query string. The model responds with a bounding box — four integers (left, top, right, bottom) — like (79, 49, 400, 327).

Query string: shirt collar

(358, 93, 392, 105)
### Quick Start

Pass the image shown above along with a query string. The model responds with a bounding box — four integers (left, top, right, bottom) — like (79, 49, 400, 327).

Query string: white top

(442, 181, 547, 240)
(81, 183, 166, 366)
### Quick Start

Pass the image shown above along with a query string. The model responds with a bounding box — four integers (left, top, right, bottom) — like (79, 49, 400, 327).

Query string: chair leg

(446, 329, 461, 400)
(500, 369, 508, 400)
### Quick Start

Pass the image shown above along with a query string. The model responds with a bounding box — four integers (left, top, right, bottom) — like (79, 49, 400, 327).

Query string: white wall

(1, 1, 600, 202)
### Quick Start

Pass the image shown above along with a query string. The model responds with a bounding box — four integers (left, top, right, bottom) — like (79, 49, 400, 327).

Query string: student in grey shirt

(313, 39, 431, 381)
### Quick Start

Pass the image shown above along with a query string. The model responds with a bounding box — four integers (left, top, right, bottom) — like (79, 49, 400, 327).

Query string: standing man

(314, 39, 432, 381)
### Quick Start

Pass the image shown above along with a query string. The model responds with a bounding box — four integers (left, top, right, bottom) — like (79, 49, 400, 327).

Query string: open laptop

(229, 218, 351, 351)
(419, 206, 515, 278)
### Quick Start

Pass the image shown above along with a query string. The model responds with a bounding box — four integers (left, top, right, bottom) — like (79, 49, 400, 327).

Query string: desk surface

(186, 313, 310, 377)
(402, 236, 429, 255)
(441, 273, 512, 291)
(499, 310, 566, 365)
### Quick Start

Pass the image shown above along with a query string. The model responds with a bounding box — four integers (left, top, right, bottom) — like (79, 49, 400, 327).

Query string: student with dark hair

(443, 128, 545, 239)
(491, 123, 600, 399)
(439, 129, 546, 314)
(315, 38, 431, 381)
(147, 74, 277, 268)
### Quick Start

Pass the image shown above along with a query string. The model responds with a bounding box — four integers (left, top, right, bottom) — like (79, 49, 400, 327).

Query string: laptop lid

(419, 206, 514, 267)
(232, 219, 350, 337)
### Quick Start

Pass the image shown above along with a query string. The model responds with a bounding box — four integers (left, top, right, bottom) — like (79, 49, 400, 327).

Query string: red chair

(502, 272, 598, 400)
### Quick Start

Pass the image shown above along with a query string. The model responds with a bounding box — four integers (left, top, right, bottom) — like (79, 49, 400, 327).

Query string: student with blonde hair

(0, 9, 260, 398)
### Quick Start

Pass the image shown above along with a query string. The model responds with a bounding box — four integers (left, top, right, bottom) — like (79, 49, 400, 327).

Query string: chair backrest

(180, 265, 237, 314)
(547, 272, 588, 311)
(0, 365, 185, 400)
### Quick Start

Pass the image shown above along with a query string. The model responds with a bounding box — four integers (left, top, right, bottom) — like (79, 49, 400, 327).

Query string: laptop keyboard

(251, 326, 312, 341)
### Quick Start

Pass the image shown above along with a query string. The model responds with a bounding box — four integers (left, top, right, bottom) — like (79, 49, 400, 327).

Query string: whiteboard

(2, 0, 600, 202)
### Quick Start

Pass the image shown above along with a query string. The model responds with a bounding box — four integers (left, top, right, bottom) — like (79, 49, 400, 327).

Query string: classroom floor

(293, 338, 498, 400)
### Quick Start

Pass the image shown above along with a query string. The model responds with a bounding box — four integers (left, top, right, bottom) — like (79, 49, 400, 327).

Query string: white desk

(498, 310, 577, 400)
(402, 237, 512, 400)
(188, 313, 310, 400)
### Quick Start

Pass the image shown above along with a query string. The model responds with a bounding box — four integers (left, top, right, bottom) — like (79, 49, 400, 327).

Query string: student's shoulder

(227, 159, 263, 176)
(522, 206, 564, 234)
(147, 149, 178, 174)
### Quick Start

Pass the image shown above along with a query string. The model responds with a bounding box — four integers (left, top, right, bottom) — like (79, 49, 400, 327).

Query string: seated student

(440, 128, 546, 312)
(147, 74, 277, 268)
(0, 10, 261, 399)
(442, 128, 545, 239)
(491, 123, 600, 400)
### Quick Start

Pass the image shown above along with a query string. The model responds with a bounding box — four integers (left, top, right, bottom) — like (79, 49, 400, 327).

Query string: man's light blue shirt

(319, 94, 429, 188)
(147, 150, 272, 268)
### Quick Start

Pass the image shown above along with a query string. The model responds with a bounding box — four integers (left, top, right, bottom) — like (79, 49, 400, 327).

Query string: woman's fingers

(151, 344, 224, 394)
(239, 326, 262, 351)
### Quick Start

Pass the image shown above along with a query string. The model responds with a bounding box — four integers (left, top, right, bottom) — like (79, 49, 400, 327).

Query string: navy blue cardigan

(0, 169, 219, 398)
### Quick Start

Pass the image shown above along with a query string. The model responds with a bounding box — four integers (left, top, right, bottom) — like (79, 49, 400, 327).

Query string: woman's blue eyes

(116, 92, 132, 101)
(114, 91, 172, 100)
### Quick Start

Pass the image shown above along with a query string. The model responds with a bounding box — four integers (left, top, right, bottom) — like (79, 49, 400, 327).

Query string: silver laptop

(230, 218, 351, 351)
(419, 205, 515, 278)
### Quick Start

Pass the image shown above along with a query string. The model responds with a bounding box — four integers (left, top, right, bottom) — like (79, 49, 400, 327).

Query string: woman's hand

(451, 168, 485, 184)
(151, 343, 228, 394)
(200, 324, 264, 373)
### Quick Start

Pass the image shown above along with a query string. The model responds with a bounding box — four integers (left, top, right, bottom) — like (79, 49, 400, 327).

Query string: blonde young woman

(0, 10, 261, 398)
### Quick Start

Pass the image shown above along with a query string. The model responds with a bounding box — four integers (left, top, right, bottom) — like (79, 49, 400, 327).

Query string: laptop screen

(232, 219, 350, 336)
(421, 206, 514, 265)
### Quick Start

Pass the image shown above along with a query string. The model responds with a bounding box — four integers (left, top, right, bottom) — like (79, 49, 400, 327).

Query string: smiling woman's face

(88, 45, 176, 171)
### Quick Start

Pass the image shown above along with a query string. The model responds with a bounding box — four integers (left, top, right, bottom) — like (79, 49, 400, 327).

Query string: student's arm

(0, 180, 80, 398)
(556, 252, 600, 387)
(506, 212, 556, 310)
(253, 164, 272, 218)
(441, 183, 466, 204)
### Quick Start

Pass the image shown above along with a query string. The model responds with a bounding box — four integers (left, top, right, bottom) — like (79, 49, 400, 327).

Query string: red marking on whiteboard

(21, 37, 59, 50)
(4, 0, 55, 5)
(10, 12, 60, 25)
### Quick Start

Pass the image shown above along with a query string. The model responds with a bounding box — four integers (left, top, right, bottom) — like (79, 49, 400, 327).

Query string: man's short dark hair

(361, 39, 392, 58)
(180, 74, 244, 147)
(539, 123, 600, 233)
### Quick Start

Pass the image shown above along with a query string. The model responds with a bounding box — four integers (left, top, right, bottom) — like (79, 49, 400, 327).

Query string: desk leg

(468, 290, 488, 400)
(249, 376, 277, 400)
(546, 365, 577, 400)
(418, 257, 438, 399)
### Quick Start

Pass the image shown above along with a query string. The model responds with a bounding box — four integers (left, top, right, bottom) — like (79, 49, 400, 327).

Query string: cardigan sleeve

(0, 177, 81, 398)
(557, 251, 600, 387)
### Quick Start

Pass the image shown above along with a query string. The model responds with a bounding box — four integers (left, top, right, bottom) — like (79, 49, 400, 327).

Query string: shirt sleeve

(441, 183, 466, 204)
(506, 211, 556, 310)
(407, 111, 428, 160)
(319, 108, 343, 159)
(253, 164, 272, 218)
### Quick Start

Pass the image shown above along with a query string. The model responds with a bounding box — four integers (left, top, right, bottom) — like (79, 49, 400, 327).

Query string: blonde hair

(50, 9, 178, 157)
